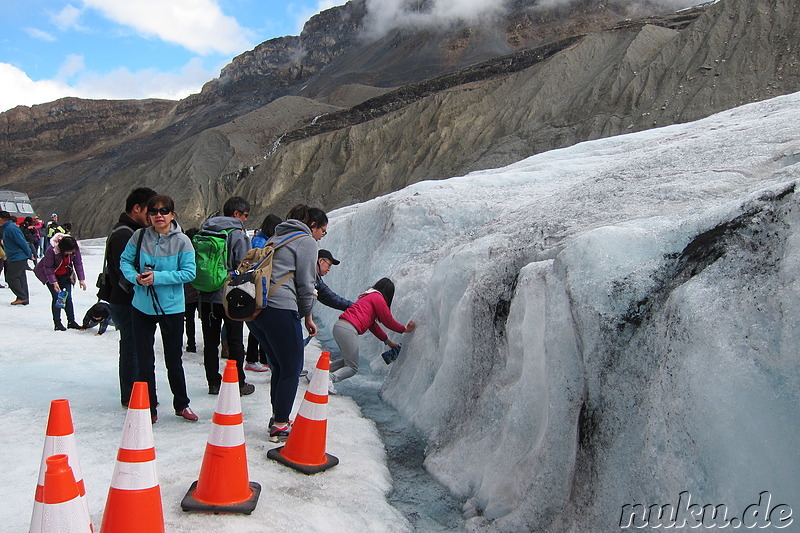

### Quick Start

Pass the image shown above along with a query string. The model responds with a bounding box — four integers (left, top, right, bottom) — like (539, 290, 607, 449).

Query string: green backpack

(191, 228, 234, 292)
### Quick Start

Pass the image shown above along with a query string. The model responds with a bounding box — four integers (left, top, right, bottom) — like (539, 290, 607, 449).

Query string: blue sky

(0, 0, 346, 112)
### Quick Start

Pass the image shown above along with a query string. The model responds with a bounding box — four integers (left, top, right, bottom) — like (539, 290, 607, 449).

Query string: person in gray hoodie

(198, 196, 255, 396)
(246, 204, 326, 443)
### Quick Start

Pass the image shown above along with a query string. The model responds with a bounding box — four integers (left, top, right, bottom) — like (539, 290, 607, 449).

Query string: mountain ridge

(1, 0, 798, 238)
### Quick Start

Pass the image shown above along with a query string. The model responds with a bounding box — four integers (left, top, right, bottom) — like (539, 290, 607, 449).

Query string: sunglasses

(147, 207, 171, 216)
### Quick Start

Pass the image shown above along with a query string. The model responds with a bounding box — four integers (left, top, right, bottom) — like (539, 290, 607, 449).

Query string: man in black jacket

(103, 187, 156, 407)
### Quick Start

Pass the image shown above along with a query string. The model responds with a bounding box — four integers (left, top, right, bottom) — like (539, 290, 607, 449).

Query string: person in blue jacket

(120, 195, 197, 423)
(0, 210, 34, 305)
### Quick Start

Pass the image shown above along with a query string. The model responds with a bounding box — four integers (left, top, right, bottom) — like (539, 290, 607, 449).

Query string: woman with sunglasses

(120, 195, 197, 423)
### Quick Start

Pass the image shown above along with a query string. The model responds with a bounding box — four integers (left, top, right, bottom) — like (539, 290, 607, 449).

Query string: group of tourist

(1, 189, 416, 443)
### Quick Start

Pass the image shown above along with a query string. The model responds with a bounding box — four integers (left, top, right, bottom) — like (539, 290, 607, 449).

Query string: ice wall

(315, 92, 800, 531)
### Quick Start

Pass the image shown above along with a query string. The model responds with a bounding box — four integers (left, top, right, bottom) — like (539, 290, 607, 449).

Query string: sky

(0, 0, 346, 113)
(1, 89, 798, 531)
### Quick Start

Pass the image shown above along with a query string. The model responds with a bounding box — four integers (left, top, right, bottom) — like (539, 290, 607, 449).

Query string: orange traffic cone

(31, 399, 92, 533)
(38, 454, 92, 532)
(267, 351, 339, 474)
(100, 381, 164, 533)
(181, 359, 261, 514)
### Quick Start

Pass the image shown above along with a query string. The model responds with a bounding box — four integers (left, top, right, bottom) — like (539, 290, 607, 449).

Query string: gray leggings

(331, 319, 360, 382)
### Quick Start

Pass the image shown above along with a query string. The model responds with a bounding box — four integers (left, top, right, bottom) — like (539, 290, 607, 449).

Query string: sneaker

(328, 377, 338, 395)
(175, 407, 198, 421)
(54, 323, 67, 331)
(239, 382, 255, 396)
(268, 422, 291, 443)
(67, 321, 82, 330)
(245, 361, 269, 372)
(208, 383, 220, 395)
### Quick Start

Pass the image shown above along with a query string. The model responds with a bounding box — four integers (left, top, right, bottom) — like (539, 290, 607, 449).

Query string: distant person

(45, 213, 66, 250)
(197, 196, 255, 396)
(103, 187, 157, 408)
(33, 234, 87, 330)
(246, 204, 326, 442)
(119, 194, 197, 423)
(244, 213, 282, 372)
(328, 278, 415, 393)
(33, 216, 45, 257)
(21, 217, 39, 261)
(80, 301, 114, 335)
(0, 210, 33, 305)
(183, 227, 200, 353)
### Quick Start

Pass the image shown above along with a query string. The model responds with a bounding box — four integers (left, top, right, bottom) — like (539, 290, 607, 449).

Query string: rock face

(0, 0, 798, 238)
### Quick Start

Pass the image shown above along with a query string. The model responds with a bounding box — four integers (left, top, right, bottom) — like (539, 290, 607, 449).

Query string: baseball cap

(318, 249, 340, 265)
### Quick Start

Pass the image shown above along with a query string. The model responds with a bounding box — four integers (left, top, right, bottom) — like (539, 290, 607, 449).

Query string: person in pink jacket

(329, 277, 415, 393)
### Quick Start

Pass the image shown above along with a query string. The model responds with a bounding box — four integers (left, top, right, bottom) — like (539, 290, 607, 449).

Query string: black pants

(200, 302, 245, 386)
(245, 332, 268, 364)
(46, 274, 74, 325)
(131, 308, 190, 416)
(185, 301, 198, 349)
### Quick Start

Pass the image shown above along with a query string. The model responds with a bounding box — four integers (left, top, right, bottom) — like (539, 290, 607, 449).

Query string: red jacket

(339, 290, 407, 342)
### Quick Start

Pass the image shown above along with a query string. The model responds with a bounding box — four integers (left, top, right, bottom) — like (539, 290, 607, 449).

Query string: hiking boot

(208, 383, 220, 395)
(245, 361, 269, 372)
(239, 382, 255, 396)
(268, 422, 291, 443)
(67, 321, 82, 329)
(175, 407, 198, 421)
(54, 322, 67, 331)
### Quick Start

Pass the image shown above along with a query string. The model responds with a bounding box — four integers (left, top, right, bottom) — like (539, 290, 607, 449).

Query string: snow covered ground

(0, 240, 410, 533)
(3, 89, 800, 532)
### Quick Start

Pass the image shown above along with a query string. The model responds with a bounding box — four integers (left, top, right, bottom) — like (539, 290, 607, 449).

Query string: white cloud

(0, 58, 217, 113)
(362, 0, 510, 39)
(0, 63, 73, 112)
(57, 54, 86, 79)
(50, 4, 85, 31)
(23, 27, 57, 42)
(81, 0, 255, 55)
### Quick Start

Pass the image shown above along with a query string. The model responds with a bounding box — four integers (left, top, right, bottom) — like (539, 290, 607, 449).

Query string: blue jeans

(109, 303, 137, 406)
(247, 307, 303, 423)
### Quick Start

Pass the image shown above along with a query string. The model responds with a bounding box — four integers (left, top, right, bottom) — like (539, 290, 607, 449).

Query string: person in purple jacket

(33, 233, 87, 330)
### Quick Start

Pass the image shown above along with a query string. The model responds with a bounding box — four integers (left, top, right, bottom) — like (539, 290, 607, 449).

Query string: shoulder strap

(267, 232, 310, 297)
(101, 224, 134, 274)
(134, 228, 146, 272)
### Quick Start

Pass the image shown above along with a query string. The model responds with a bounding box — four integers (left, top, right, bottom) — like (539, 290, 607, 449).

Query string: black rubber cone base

(180, 480, 261, 514)
(267, 446, 339, 475)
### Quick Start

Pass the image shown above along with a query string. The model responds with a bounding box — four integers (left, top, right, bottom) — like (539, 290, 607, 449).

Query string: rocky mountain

(0, 0, 798, 237)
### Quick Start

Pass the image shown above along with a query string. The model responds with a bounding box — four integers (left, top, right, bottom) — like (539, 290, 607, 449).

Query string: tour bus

(0, 190, 38, 223)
